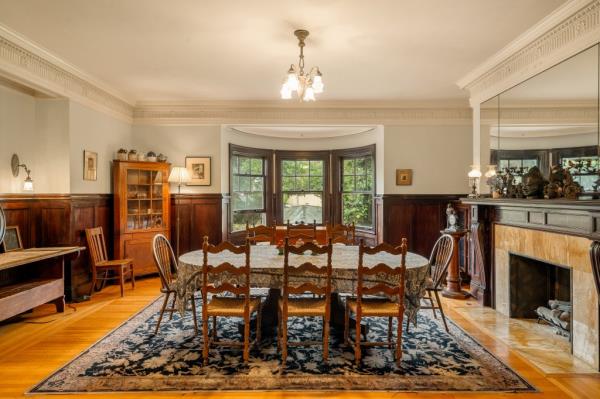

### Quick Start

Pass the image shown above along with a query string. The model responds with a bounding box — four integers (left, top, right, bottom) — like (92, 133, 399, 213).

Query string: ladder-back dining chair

(286, 220, 317, 243)
(344, 238, 407, 366)
(201, 236, 262, 364)
(279, 238, 333, 365)
(418, 233, 454, 332)
(326, 222, 356, 245)
(245, 223, 276, 245)
(85, 226, 134, 297)
(152, 234, 199, 335)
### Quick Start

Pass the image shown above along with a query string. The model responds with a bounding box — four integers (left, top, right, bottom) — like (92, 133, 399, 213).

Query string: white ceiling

(0, 0, 566, 102)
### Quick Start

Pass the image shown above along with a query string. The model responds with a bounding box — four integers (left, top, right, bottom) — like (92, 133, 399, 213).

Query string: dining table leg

(329, 293, 368, 338)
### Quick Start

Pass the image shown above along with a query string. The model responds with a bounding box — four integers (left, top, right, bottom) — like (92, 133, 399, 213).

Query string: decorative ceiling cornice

(458, 0, 600, 105)
(0, 24, 134, 122)
(132, 101, 472, 126)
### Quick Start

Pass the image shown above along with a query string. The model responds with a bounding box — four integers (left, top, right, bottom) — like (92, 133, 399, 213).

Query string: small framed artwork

(84, 150, 98, 181)
(396, 169, 413, 186)
(1, 226, 23, 252)
(185, 156, 211, 186)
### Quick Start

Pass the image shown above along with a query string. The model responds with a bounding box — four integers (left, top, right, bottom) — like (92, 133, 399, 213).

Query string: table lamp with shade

(168, 167, 191, 257)
(468, 165, 482, 198)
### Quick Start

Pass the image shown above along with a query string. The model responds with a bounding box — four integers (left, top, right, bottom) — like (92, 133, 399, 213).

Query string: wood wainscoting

(381, 194, 466, 258)
(169, 193, 224, 255)
(0, 194, 112, 301)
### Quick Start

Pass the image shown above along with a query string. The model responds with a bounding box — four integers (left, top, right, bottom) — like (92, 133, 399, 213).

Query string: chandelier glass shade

(280, 29, 324, 101)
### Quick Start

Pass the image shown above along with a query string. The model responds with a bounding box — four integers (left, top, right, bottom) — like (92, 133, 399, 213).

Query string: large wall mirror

(482, 43, 599, 195)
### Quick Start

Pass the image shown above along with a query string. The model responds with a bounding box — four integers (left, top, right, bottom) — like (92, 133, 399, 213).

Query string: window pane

(232, 175, 240, 191)
(282, 176, 295, 191)
(309, 176, 323, 191)
(343, 175, 355, 192)
(342, 193, 373, 228)
(283, 192, 323, 224)
(232, 211, 266, 232)
(365, 156, 373, 173)
(366, 173, 374, 191)
(251, 176, 263, 192)
(309, 160, 323, 176)
(247, 192, 264, 209)
(282, 160, 296, 176)
(232, 192, 247, 211)
(297, 160, 309, 176)
(356, 175, 367, 191)
(239, 157, 251, 174)
(343, 159, 354, 175)
(296, 176, 309, 191)
(231, 156, 239, 174)
(251, 158, 263, 175)
(355, 157, 366, 175)
(239, 176, 251, 191)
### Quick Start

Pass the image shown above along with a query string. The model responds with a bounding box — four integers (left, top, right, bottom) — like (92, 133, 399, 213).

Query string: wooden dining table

(177, 244, 430, 334)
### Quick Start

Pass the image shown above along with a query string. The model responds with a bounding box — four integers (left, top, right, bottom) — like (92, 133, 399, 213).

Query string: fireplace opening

(509, 254, 572, 338)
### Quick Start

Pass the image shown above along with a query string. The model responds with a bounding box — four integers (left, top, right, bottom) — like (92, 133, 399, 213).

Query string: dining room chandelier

(280, 29, 324, 101)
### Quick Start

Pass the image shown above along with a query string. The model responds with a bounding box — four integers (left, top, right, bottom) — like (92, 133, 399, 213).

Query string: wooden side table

(441, 229, 470, 299)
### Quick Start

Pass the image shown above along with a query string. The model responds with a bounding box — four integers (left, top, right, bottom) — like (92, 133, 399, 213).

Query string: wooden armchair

(344, 238, 407, 366)
(286, 220, 317, 243)
(418, 234, 454, 332)
(85, 227, 134, 297)
(279, 238, 332, 365)
(152, 234, 199, 335)
(326, 222, 356, 245)
(201, 237, 262, 364)
(245, 223, 276, 245)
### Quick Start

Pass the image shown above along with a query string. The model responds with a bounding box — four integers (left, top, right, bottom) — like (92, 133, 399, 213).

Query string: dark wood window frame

(227, 145, 377, 238)
(332, 145, 376, 233)
(229, 144, 274, 238)
(275, 150, 331, 225)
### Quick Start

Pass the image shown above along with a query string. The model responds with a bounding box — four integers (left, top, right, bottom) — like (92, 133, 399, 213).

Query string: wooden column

(441, 229, 469, 299)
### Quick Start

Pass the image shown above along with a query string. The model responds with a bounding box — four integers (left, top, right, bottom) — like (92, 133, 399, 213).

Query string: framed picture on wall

(396, 169, 413, 186)
(84, 150, 98, 181)
(185, 156, 211, 186)
(1, 226, 23, 252)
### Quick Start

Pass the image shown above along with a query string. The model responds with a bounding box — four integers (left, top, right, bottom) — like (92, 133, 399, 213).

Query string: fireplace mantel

(461, 198, 600, 240)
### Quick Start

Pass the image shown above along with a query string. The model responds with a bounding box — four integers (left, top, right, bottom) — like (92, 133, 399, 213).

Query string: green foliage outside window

(342, 156, 374, 228)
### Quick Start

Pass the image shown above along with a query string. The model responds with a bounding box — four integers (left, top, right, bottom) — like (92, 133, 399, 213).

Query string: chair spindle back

(152, 233, 178, 291)
(429, 234, 454, 289)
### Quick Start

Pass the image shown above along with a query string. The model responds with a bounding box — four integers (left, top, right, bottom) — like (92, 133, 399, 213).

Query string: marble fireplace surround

(495, 224, 599, 369)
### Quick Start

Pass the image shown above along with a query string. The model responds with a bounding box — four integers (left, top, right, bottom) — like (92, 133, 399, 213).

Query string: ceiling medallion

(280, 29, 324, 102)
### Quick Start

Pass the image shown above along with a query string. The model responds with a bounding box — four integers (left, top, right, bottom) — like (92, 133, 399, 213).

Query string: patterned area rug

(30, 295, 535, 393)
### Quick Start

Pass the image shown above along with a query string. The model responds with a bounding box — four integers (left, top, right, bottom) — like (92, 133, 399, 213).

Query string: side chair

(344, 238, 408, 366)
(85, 226, 134, 297)
(152, 233, 199, 335)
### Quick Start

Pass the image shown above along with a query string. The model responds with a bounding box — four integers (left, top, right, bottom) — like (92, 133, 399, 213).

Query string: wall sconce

(467, 165, 482, 198)
(11, 154, 34, 191)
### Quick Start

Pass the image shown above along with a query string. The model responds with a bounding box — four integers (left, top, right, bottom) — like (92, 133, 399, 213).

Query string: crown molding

(458, 0, 600, 105)
(0, 24, 134, 122)
(133, 100, 472, 126)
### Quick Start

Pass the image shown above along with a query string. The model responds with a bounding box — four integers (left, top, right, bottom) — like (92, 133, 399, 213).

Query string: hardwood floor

(0, 277, 598, 398)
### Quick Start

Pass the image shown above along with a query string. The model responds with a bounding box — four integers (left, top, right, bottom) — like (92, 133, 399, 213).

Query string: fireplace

(509, 255, 571, 318)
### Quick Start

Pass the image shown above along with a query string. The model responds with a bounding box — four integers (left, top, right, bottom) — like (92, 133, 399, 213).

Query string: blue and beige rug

(30, 295, 535, 393)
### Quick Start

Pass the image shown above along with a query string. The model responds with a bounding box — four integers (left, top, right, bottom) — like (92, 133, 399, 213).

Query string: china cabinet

(113, 160, 170, 276)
